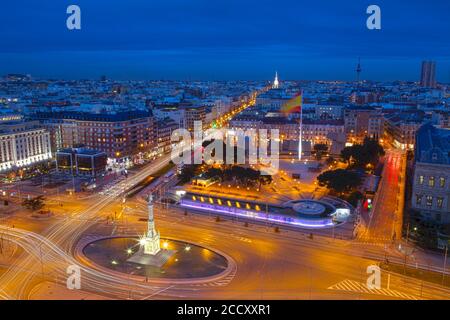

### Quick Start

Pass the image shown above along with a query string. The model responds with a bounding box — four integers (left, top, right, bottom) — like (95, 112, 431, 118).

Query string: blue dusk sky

(0, 0, 449, 81)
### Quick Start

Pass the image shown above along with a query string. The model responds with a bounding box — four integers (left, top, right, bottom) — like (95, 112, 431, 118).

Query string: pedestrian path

(328, 279, 419, 300)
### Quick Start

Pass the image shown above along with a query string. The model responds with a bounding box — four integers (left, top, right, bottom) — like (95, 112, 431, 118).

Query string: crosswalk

(191, 267, 237, 288)
(231, 234, 253, 243)
(328, 279, 419, 300)
(352, 240, 387, 247)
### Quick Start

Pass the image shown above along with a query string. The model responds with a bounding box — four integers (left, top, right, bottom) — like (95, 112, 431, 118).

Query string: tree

(178, 164, 200, 184)
(22, 196, 45, 212)
(346, 191, 364, 207)
(325, 156, 335, 166)
(313, 143, 329, 160)
(259, 174, 273, 186)
(317, 169, 362, 194)
(188, 163, 270, 188)
(340, 146, 354, 164)
(205, 167, 223, 180)
(340, 138, 384, 170)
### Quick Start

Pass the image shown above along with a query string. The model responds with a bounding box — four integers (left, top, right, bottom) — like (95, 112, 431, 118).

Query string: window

(416, 195, 422, 205)
(437, 197, 443, 209)
(429, 176, 435, 187)
(419, 175, 424, 185)
(440, 177, 445, 188)
(426, 196, 433, 207)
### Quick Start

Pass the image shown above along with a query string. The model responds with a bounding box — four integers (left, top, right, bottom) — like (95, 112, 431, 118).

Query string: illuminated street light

(139, 238, 147, 246)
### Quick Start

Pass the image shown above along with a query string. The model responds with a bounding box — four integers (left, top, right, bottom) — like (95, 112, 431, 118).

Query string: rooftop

(32, 110, 153, 122)
(57, 147, 106, 156)
(415, 123, 450, 165)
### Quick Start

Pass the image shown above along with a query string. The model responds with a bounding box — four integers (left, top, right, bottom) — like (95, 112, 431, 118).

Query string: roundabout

(76, 194, 236, 284)
(82, 236, 230, 280)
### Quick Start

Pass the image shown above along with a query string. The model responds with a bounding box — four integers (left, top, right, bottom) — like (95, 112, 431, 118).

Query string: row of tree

(203, 166, 272, 187)
(316, 138, 384, 196)
(341, 137, 385, 171)
(178, 164, 272, 188)
(317, 169, 361, 194)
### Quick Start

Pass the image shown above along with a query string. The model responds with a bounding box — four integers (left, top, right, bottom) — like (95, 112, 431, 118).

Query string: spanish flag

(281, 93, 302, 114)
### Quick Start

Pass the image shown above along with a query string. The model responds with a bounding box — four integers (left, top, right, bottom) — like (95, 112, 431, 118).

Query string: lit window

(437, 197, 443, 209)
(440, 177, 445, 188)
(426, 196, 433, 207)
(419, 175, 424, 185)
(416, 195, 422, 205)
(429, 177, 435, 187)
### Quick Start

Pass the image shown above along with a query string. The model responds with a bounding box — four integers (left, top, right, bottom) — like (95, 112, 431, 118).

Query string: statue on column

(144, 194, 160, 255)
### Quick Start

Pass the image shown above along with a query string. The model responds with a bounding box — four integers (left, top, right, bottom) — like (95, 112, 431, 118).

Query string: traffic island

(82, 236, 229, 280)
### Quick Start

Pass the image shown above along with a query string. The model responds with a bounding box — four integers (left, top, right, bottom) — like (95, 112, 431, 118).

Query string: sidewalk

(28, 281, 111, 300)
(395, 240, 450, 274)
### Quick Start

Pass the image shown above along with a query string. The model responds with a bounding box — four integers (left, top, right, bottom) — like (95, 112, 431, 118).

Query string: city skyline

(1, 0, 449, 81)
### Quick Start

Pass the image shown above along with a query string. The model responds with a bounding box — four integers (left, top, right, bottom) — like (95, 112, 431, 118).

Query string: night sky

(1, 0, 449, 81)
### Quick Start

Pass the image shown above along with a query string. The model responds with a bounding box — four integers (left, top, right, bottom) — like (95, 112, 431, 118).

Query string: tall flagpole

(298, 90, 303, 160)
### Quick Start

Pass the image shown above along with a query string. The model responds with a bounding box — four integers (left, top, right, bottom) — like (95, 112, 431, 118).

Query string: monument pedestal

(129, 193, 175, 267)
(127, 247, 176, 268)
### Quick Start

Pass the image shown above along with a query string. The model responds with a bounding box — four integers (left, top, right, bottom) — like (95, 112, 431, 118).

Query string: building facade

(344, 107, 384, 142)
(302, 119, 345, 145)
(156, 117, 179, 155)
(0, 121, 52, 172)
(314, 105, 343, 120)
(420, 61, 437, 88)
(182, 105, 206, 132)
(384, 111, 425, 150)
(412, 124, 450, 223)
(56, 147, 107, 177)
(34, 111, 155, 159)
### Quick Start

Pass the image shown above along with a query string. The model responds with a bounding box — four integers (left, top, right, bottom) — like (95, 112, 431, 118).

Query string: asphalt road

(364, 149, 406, 241)
(2, 202, 450, 300)
(0, 142, 448, 300)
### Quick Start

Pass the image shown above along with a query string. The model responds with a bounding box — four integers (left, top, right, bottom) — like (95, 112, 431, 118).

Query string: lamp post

(442, 245, 448, 286)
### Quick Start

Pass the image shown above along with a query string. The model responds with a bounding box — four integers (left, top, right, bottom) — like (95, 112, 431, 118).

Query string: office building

(56, 147, 107, 177)
(0, 120, 52, 172)
(420, 61, 437, 88)
(412, 124, 450, 223)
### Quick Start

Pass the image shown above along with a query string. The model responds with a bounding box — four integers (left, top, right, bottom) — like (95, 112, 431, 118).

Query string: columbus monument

(143, 194, 161, 255)
(127, 194, 174, 267)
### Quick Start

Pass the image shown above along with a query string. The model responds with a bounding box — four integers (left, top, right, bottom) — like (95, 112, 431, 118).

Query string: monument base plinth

(127, 248, 176, 268)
